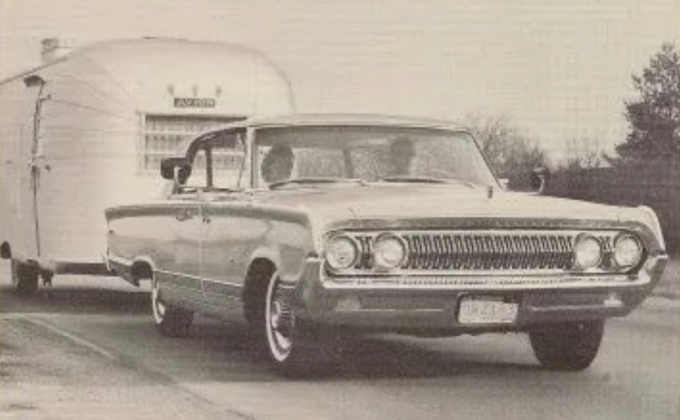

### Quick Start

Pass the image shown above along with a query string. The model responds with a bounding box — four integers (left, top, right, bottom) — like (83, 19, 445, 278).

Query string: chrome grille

(353, 230, 577, 272)
(404, 232, 574, 270)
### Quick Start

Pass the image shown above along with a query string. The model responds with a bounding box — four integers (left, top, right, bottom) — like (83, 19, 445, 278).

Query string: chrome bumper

(290, 254, 668, 334)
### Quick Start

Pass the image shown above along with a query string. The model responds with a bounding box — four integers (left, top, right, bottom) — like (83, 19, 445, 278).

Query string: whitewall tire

(151, 275, 193, 338)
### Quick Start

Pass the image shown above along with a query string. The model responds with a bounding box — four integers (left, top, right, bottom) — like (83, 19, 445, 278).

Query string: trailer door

(23, 75, 50, 258)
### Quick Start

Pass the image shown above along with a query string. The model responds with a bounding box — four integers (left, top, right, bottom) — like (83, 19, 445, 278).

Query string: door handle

(176, 208, 194, 221)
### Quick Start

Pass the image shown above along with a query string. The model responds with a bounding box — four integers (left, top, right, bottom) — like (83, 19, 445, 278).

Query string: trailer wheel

(11, 261, 39, 296)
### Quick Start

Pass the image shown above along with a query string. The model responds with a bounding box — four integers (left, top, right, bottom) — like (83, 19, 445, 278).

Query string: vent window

(142, 115, 243, 171)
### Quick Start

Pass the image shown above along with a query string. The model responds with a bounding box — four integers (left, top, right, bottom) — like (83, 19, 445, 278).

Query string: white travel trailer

(0, 38, 294, 294)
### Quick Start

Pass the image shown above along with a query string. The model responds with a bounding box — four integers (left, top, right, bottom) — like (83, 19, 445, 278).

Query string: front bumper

(289, 254, 668, 335)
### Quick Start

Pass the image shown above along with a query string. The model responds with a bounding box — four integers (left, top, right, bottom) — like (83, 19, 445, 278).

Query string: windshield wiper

(269, 177, 365, 190)
(378, 176, 448, 184)
(378, 176, 476, 188)
(203, 186, 241, 193)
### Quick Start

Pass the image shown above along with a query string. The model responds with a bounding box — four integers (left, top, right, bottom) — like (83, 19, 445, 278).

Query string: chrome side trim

(106, 255, 245, 290)
(154, 269, 243, 289)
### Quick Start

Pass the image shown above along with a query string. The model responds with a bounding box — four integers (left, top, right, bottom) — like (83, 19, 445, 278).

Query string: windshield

(253, 125, 497, 188)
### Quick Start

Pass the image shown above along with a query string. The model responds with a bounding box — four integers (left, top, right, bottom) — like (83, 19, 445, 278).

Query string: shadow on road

(179, 319, 542, 382)
(0, 285, 149, 315)
(331, 335, 541, 380)
(1, 284, 541, 381)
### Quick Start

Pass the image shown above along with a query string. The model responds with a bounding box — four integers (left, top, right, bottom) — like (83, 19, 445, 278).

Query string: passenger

(261, 144, 295, 184)
(388, 137, 415, 176)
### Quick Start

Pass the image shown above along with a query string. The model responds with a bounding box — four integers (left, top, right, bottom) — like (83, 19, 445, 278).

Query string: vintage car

(105, 114, 667, 375)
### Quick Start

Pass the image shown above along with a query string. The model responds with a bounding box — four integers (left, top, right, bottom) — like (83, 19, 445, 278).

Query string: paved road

(1, 266, 678, 420)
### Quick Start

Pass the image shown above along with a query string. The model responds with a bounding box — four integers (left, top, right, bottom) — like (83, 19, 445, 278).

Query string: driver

(388, 137, 415, 176)
(261, 144, 295, 184)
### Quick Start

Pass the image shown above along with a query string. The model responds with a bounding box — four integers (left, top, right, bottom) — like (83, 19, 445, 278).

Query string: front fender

(247, 243, 316, 285)
(618, 205, 667, 254)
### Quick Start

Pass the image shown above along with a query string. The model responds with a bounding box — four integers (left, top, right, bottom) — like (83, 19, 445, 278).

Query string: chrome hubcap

(266, 274, 294, 362)
(151, 279, 166, 323)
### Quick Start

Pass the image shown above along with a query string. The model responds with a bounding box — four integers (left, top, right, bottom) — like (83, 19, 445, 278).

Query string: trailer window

(142, 115, 243, 171)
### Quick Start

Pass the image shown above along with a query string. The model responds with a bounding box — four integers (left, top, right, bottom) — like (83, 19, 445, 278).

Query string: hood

(250, 183, 622, 227)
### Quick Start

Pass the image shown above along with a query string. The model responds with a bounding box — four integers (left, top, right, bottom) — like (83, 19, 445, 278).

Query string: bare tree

(465, 114, 549, 189)
(562, 136, 604, 171)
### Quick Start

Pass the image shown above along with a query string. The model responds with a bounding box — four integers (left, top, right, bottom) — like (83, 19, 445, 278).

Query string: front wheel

(261, 271, 327, 376)
(151, 276, 193, 338)
(529, 320, 604, 371)
(11, 261, 39, 296)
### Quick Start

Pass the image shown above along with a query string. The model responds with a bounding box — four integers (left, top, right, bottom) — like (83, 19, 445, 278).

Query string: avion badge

(173, 97, 217, 108)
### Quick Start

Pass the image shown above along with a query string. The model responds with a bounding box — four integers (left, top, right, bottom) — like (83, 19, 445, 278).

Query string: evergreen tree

(611, 43, 679, 165)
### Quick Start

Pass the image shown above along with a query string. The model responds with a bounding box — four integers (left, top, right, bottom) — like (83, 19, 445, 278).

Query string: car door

(195, 129, 250, 316)
(200, 195, 257, 317)
(163, 148, 210, 307)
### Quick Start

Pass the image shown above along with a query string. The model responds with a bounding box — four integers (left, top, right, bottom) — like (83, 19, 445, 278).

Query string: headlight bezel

(612, 233, 644, 271)
(324, 234, 359, 271)
(572, 233, 604, 271)
(372, 233, 408, 270)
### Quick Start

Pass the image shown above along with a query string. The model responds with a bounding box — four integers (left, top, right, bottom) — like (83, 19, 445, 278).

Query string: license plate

(458, 297, 518, 325)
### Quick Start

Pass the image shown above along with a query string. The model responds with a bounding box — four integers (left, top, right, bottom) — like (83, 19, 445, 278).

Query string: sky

(1, 0, 678, 161)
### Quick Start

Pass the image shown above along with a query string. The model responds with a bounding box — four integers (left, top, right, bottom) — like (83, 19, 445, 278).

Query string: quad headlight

(612, 234, 643, 270)
(373, 234, 407, 270)
(325, 235, 358, 270)
(573, 234, 603, 270)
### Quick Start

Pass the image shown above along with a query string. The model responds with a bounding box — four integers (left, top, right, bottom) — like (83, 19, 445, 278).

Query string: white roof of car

(211, 113, 469, 131)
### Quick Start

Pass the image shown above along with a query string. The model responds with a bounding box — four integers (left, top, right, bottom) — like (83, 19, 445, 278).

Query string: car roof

(209, 113, 468, 132)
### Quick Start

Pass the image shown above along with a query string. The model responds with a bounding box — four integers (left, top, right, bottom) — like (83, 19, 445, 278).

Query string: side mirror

(160, 157, 191, 183)
(530, 166, 551, 195)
